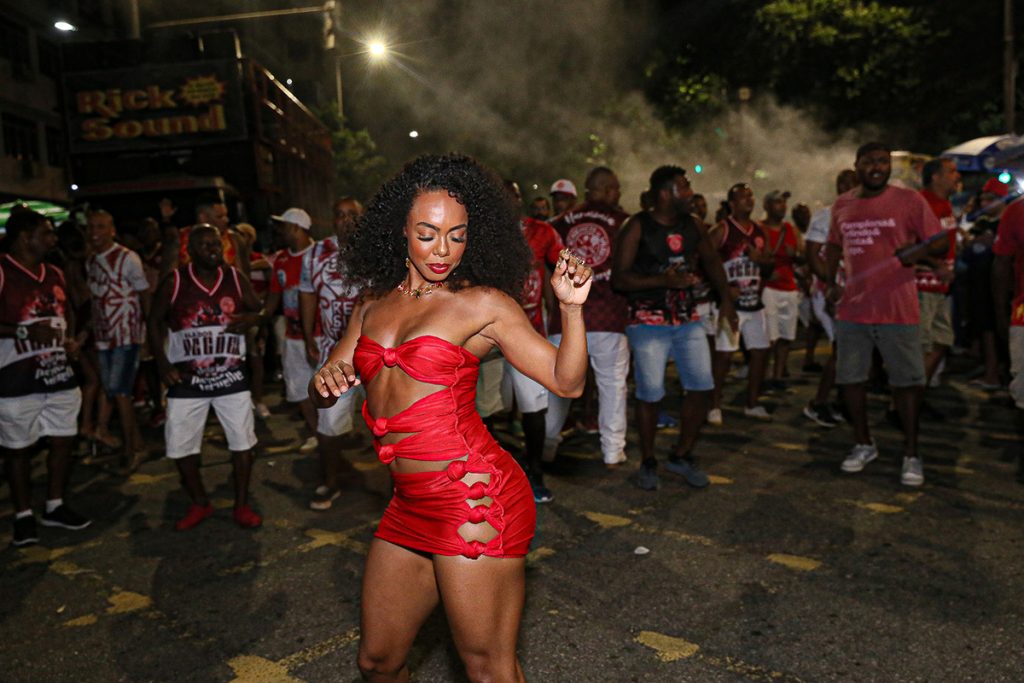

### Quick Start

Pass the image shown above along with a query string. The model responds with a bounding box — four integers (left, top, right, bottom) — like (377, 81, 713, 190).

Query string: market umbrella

(0, 200, 71, 233)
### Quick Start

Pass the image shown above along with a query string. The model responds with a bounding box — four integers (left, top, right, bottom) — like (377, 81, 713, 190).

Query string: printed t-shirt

(716, 217, 768, 312)
(87, 244, 149, 349)
(248, 250, 273, 298)
(0, 255, 76, 396)
(806, 207, 839, 293)
(178, 226, 237, 267)
(299, 235, 361, 364)
(762, 221, 799, 291)
(993, 198, 1024, 326)
(916, 189, 957, 294)
(827, 185, 943, 324)
(165, 265, 248, 398)
(519, 217, 563, 334)
(270, 245, 313, 340)
(548, 201, 630, 334)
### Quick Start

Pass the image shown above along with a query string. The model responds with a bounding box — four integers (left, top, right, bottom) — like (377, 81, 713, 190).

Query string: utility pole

(1006, 0, 1017, 134)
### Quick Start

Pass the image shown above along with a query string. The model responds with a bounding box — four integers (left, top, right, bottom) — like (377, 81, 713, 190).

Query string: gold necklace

(397, 279, 446, 299)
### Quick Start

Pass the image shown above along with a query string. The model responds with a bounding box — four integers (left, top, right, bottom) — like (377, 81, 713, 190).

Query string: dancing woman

(310, 154, 592, 682)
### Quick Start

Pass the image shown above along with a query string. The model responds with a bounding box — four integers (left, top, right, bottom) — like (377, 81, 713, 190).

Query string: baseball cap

(981, 177, 1010, 198)
(550, 179, 577, 197)
(270, 207, 312, 230)
(764, 190, 791, 202)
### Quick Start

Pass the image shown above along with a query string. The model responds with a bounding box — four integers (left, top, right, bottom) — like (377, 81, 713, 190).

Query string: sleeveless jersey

(299, 236, 360, 365)
(717, 217, 768, 312)
(0, 255, 76, 396)
(520, 218, 563, 334)
(87, 244, 148, 349)
(165, 264, 248, 398)
(626, 212, 703, 326)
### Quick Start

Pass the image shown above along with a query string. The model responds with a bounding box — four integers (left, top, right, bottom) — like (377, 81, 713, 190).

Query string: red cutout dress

(353, 335, 536, 559)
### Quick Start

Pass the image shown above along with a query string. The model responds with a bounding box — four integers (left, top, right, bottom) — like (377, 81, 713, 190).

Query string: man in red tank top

(0, 211, 91, 547)
(149, 225, 269, 530)
(759, 190, 804, 388)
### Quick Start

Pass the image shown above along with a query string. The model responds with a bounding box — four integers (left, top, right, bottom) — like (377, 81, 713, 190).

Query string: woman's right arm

(308, 299, 366, 407)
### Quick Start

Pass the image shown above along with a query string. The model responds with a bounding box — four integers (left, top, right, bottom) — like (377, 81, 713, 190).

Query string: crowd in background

(1, 143, 1023, 547)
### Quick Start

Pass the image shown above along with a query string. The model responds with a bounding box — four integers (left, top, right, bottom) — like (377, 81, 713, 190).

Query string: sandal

(309, 488, 341, 511)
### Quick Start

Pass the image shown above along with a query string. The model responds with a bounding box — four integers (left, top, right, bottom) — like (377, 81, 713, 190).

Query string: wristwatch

(15, 325, 28, 340)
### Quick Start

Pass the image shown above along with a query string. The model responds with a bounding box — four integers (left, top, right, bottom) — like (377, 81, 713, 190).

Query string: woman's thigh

(434, 554, 526, 678)
(359, 539, 440, 661)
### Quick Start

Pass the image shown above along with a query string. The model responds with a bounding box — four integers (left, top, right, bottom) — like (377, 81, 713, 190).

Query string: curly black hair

(346, 153, 532, 301)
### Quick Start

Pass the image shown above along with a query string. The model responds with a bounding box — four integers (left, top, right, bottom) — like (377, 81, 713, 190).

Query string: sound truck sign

(64, 60, 247, 153)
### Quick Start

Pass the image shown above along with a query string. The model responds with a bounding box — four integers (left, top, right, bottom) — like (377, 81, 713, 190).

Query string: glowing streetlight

(408, 130, 419, 138)
(368, 41, 387, 58)
(54, 20, 77, 31)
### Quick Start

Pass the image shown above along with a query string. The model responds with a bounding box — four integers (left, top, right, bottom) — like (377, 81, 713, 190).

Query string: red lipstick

(427, 263, 450, 274)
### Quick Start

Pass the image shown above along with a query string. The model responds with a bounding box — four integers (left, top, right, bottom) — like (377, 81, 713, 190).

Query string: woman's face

(403, 190, 468, 282)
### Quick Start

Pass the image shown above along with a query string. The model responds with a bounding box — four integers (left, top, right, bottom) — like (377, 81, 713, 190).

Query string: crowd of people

(2, 144, 1022, 538)
(2, 146, 1023, 681)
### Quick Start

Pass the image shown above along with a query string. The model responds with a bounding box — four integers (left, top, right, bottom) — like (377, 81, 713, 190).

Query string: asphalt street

(2, 355, 1023, 682)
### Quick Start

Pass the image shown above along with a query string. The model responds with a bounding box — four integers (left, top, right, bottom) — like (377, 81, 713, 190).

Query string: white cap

(270, 207, 312, 230)
(549, 179, 577, 197)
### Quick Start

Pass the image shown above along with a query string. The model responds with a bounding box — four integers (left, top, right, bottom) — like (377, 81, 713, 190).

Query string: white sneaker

(298, 436, 318, 454)
(841, 442, 878, 473)
(743, 405, 771, 421)
(901, 457, 924, 486)
(603, 451, 627, 467)
(253, 402, 271, 420)
(707, 408, 723, 426)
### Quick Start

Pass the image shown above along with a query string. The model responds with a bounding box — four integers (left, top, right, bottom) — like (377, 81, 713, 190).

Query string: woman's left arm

(481, 252, 592, 398)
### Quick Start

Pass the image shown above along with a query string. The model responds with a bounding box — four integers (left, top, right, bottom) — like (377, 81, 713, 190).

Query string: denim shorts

(626, 322, 713, 402)
(98, 344, 141, 397)
(835, 321, 924, 387)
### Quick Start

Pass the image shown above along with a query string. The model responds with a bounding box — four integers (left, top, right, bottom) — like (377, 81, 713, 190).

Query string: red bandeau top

(352, 334, 484, 464)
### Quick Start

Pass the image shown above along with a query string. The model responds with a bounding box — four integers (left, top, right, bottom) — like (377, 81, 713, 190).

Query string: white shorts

(501, 362, 548, 413)
(696, 301, 717, 337)
(165, 391, 257, 459)
(1010, 327, 1024, 410)
(811, 290, 836, 342)
(476, 356, 507, 418)
(715, 308, 770, 353)
(762, 288, 800, 342)
(317, 384, 362, 437)
(0, 388, 81, 449)
(283, 337, 316, 403)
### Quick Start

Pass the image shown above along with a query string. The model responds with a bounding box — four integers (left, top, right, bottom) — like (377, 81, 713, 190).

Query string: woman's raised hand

(310, 360, 360, 407)
(550, 248, 593, 306)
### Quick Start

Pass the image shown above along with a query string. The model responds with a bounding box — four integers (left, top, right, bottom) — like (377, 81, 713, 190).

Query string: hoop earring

(405, 257, 411, 269)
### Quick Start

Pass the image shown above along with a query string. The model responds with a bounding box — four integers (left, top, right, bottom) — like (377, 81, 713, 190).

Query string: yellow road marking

(228, 628, 360, 682)
(707, 475, 733, 485)
(582, 511, 632, 529)
(64, 614, 98, 627)
(212, 498, 234, 509)
(772, 442, 806, 452)
(299, 528, 368, 554)
(635, 631, 700, 662)
(766, 553, 821, 571)
(50, 561, 92, 576)
(526, 546, 556, 565)
(227, 655, 303, 683)
(928, 463, 975, 475)
(106, 590, 153, 614)
(634, 524, 715, 547)
(893, 492, 922, 504)
(352, 461, 380, 472)
(126, 472, 176, 486)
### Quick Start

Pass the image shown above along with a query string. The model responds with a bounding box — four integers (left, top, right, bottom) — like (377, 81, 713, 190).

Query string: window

(45, 126, 63, 167)
(0, 20, 31, 72)
(37, 37, 60, 79)
(2, 114, 39, 161)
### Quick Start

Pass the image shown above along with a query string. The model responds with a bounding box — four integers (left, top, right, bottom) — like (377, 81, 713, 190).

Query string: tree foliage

(645, 0, 1020, 152)
(316, 104, 389, 202)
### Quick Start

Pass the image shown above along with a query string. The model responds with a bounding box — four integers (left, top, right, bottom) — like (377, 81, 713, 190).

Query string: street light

(54, 20, 77, 31)
(368, 41, 387, 58)
(408, 130, 419, 138)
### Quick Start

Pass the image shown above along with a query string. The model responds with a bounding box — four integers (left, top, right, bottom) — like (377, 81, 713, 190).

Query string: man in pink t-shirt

(825, 142, 945, 486)
(993, 194, 1024, 482)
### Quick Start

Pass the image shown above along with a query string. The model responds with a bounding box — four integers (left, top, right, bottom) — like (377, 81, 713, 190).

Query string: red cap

(982, 177, 1009, 198)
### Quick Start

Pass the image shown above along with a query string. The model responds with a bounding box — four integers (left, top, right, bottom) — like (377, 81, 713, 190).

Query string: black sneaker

(12, 516, 39, 547)
(803, 402, 838, 428)
(635, 462, 660, 491)
(40, 505, 91, 531)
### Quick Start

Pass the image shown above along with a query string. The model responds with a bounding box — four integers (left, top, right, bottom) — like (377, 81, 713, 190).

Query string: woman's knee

(460, 650, 520, 683)
(356, 642, 406, 678)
